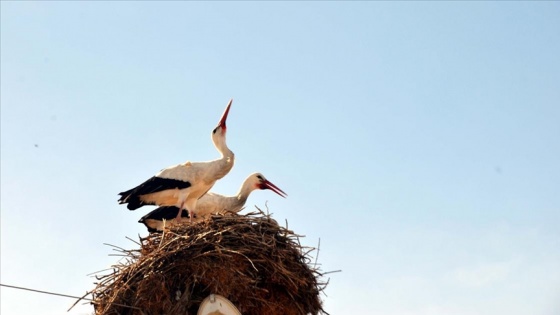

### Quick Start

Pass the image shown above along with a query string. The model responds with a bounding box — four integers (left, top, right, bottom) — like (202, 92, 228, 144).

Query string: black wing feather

(138, 206, 189, 233)
(118, 176, 191, 210)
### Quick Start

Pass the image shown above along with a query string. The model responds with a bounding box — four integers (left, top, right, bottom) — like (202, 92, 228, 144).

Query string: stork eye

(212, 127, 218, 134)
(256, 175, 263, 180)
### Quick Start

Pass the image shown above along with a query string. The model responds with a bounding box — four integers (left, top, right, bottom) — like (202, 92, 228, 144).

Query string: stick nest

(90, 210, 328, 315)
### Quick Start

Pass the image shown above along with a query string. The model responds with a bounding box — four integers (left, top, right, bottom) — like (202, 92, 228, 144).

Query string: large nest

(89, 210, 328, 315)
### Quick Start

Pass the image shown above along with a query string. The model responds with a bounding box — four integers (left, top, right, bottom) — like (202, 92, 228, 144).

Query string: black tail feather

(118, 191, 146, 210)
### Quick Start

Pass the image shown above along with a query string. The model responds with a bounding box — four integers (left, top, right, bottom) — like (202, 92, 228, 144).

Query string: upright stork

(138, 172, 286, 232)
(118, 99, 235, 221)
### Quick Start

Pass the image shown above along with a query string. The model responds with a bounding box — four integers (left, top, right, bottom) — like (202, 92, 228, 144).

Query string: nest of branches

(89, 209, 328, 315)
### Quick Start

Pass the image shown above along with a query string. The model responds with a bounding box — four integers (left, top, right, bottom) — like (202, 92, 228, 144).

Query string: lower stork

(138, 173, 286, 232)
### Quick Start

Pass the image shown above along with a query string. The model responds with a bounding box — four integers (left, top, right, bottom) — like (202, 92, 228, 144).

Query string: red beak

(218, 99, 233, 129)
(262, 179, 287, 198)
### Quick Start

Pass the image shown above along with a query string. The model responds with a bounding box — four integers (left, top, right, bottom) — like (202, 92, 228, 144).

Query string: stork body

(139, 173, 287, 232)
(118, 100, 235, 221)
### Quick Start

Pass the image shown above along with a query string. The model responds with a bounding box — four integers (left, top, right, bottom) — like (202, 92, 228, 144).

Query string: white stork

(118, 99, 235, 221)
(138, 172, 286, 232)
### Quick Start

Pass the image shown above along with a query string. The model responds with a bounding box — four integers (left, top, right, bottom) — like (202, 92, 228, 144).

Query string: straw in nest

(88, 209, 329, 315)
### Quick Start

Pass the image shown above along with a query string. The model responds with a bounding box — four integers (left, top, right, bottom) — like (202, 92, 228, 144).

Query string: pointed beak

(218, 99, 233, 129)
(262, 179, 287, 198)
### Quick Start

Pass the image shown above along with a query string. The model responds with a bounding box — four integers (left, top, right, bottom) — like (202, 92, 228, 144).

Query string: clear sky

(1, 2, 559, 315)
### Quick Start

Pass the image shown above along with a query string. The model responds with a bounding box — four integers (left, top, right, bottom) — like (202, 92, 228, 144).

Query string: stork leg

(183, 199, 197, 223)
(176, 201, 185, 221)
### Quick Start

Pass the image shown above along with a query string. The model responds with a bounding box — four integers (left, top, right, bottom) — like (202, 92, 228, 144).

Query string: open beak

(262, 179, 287, 198)
(217, 99, 233, 129)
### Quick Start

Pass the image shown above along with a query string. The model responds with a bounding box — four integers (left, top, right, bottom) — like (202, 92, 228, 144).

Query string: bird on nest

(118, 99, 235, 222)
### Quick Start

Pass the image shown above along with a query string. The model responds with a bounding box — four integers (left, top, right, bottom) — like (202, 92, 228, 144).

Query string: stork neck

(218, 145, 234, 160)
(227, 195, 248, 213)
(214, 135, 233, 159)
(236, 179, 256, 202)
(209, 152, 234, 182)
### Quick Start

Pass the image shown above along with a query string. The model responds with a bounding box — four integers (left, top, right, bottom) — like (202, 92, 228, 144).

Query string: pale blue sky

(1, 2, 559, 315)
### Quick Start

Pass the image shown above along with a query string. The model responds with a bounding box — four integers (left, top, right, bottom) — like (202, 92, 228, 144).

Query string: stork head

(212, 99, 232, 135)
(249, 173, 287, 198)
(211, 99, 232, 149)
